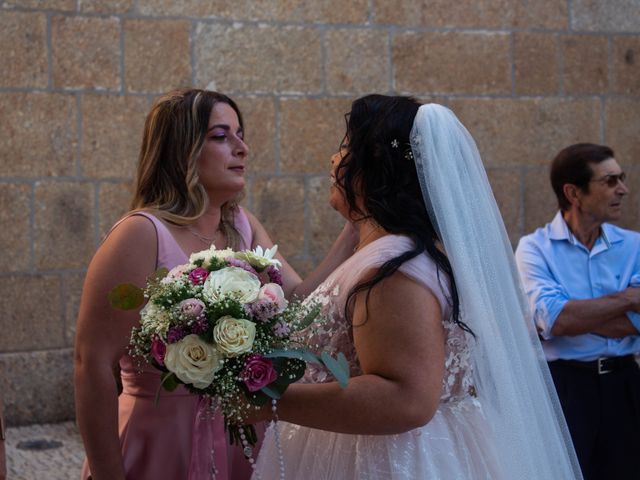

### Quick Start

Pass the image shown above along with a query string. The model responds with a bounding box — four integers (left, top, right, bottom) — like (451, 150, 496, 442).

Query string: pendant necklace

(186, 226, 217, 245)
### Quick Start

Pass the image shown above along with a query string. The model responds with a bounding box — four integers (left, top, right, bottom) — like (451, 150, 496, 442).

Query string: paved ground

(5, 422, 84, 480)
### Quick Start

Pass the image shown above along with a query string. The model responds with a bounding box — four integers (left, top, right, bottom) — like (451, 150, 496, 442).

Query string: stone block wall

(1, 0, 639, 425)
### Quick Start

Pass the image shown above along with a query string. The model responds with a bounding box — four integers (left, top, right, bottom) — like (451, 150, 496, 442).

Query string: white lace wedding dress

(254, 235, 504, 479)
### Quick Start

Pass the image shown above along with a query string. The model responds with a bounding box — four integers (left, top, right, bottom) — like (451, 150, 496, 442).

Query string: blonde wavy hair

(130, 88, 244, 249)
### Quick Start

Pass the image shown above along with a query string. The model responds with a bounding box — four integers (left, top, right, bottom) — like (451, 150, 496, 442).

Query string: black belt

(551, 355, 638, 375)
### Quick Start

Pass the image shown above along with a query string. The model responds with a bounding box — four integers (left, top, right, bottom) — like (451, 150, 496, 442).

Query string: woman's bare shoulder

(91, 213, 158, 277)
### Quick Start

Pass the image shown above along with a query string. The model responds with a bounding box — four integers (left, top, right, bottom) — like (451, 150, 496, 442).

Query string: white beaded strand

(240, 400, 285, 480)
(207, 397, 218, 480)
(238, 425, 261, 480)
(210, 445, 218, 480)
(271, 399, 286, 480)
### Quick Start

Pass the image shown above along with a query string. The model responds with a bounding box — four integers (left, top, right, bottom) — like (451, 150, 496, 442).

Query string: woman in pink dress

(74, 88, 355, 480)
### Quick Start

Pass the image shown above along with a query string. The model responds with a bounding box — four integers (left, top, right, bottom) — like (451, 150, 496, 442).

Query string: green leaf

(320, 352, 349, 388)
(208, 257, 226, 271)
(153, 371, 179, 406)
(161, 371, 179, 391)
(108, 283, 144, 310)
(265, 348, 320, 364)
(282, 358, 306, 384)
(261, 382, 287, 399)
(294, 303, 321, 330)
(245, 389, 270, 407)
(269, 357, 306, 387)
(147, 267, 168, 286)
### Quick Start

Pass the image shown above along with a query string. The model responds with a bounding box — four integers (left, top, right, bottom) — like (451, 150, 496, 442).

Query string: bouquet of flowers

(109, 244, 348, 448)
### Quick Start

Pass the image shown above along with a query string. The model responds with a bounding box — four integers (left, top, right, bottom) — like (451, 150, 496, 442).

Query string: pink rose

(178, 298, 205, 319)
(257, 283, 287, 313)
(151, 338, 166, 366)
(162, 264, 189, 284)
(188, 267, 209, 285)
(242, 354, 278, 392)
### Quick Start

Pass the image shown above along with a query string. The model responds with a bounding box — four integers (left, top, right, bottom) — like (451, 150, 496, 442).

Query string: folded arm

(516, 238, 640, 338)
(554, 294, 639, 337)
(591, 313, 639, 338)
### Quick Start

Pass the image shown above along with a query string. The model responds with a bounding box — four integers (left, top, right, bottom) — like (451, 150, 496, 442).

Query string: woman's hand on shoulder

(243, 208, 303, 297)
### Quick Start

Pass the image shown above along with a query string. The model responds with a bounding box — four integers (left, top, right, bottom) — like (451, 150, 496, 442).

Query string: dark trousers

(548, 359, 640, 480)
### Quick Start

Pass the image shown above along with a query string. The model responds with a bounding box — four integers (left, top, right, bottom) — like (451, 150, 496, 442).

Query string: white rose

(212, 248, 234, 260)
(164, 334, 222, 389)
(202, 267, 261, 303)
(189, 246, 234, 268)
(257, 283, 288, 313)
(212, 316, 256, 357)
(189, 246, 217, 267)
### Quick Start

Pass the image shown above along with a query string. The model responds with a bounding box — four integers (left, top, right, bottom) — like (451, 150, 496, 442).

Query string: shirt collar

(548, 211, 573, 242)
(601, 222, 623, 244)
(548, 211, 623, 246)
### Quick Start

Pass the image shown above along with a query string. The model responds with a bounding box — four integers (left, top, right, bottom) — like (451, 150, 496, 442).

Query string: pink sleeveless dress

(81, 208, 257, 480)
(254, 235, 503, 479)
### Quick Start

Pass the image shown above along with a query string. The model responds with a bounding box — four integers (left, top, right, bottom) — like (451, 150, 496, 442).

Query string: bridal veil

(410, 104, 582, 479)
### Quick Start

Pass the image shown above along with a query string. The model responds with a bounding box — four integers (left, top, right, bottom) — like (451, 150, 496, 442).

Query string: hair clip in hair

(391, 139, 399, 148)
(404, 149, 414, 161)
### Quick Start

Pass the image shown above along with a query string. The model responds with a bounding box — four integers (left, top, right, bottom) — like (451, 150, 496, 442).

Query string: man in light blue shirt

(516, 143, 640, 480)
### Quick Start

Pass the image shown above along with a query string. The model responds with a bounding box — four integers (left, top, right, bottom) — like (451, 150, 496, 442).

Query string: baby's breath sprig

(206, 297, 245, 322)
(153, 282, 197, 309)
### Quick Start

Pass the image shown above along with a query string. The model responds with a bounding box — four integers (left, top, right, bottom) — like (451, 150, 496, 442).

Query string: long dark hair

(336, 94, 470, 334)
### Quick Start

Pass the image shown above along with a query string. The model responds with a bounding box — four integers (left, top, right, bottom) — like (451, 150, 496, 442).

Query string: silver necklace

(186, 226, 217, 245)
(353, 226, 383, 252)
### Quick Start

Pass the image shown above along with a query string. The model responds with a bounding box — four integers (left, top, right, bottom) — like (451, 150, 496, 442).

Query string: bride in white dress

(251, 95, 581, 479)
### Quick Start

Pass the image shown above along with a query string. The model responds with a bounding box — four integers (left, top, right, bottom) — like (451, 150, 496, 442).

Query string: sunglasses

(590, 172, 627, 188)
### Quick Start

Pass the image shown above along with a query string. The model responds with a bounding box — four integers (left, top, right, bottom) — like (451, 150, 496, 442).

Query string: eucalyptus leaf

(261, 383, 286, 399)
(320, 352, 349, 388)
(266, 348, 320, 364)
(108, 283, 144, 310)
